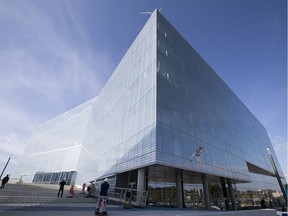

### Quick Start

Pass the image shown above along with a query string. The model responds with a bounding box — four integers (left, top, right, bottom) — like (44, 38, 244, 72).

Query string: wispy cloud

(269, 134, 288, 181)
(0, 1, 113, 172)
(271, 135, 288, 152)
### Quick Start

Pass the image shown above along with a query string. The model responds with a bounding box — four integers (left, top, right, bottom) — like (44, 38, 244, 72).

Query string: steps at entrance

(0, 183, 97, 203)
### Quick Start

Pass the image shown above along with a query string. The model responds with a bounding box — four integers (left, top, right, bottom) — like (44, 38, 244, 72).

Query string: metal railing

(95, 187, 148, 207)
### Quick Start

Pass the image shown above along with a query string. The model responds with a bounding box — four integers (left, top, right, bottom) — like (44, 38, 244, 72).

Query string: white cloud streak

(271, 136, 288, 152)
(269, 135, 288, 181)
(0, 1, 113, 172)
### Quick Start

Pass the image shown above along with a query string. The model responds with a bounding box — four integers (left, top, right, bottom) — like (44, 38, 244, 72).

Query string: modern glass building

(16, 98, 97, 185)
(16, 10, 286, 209)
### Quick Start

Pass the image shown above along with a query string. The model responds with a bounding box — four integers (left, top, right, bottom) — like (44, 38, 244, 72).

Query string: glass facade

(16, 10, 286, 209)
(77, 11, 157, 181)
(32, 171, 76, 185)
(156, 12, 281, 181)
(15, 98, 96, 184)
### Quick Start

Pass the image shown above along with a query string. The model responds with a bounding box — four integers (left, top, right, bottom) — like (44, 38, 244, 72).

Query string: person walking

(69, 184, 75, 197)
(260, 198, 266, 208)
(1, 174, 9, 189)
(57, 178, 66, 197)
(95, 178, 110, 215)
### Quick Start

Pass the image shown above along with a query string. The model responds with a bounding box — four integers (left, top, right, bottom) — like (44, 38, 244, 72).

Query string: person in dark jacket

(1, 174, 9, 189)
(260, 198, 266, 208)
(95, 178, 110, 215)
(100, 178, 109, 196)
(57, 178, 66, 197)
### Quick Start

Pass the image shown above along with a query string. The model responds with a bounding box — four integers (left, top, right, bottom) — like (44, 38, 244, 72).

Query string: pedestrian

(95, 178, 110, 215)
(81, 183, 86, 193)
(69, 184, 75, 197)
(57, 178, 66, 197)
(87, 183, 92, 197)
(260, 198, 266, 208)
(1, 174, 9, 189)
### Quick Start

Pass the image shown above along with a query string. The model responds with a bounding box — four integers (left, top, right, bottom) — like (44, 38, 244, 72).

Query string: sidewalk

(0, 183, 280, 216)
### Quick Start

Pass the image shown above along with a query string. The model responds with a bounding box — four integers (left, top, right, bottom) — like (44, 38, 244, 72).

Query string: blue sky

(0, 0, 287, 180)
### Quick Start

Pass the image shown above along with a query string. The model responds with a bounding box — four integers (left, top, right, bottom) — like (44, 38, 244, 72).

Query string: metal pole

(267, 148, 287, 205)
(0, 156, 11, 180)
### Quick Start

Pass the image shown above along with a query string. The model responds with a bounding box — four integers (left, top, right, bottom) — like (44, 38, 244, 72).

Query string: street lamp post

(266, 147, 287, 205)
(0, 155, 11, 180)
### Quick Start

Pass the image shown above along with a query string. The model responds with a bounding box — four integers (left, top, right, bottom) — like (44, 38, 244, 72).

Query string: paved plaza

(0, 183, 283, 216)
